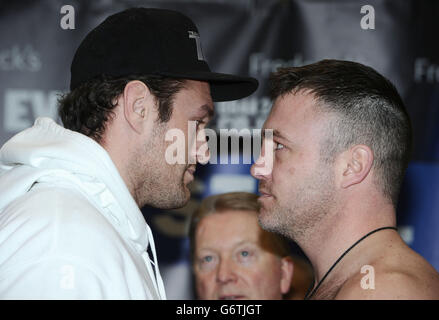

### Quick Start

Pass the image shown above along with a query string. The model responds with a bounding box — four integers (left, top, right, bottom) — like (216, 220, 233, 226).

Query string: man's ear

(339, 145, 374, 189)
(280, 256, 294, 295)
(122, 80, 154, 134)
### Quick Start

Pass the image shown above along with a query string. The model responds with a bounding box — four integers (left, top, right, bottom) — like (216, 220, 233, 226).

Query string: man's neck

(298, 197, 396, 286)
(101, 135, 140, 206)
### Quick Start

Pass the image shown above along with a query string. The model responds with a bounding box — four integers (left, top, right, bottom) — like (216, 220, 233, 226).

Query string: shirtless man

(251, 59, 439, 299)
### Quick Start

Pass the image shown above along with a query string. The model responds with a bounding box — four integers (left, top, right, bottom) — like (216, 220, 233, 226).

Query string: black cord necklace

(304, 226, 398, 300)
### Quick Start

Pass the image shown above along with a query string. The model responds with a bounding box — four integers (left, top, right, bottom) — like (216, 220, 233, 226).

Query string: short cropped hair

(59, 74, 185, 143)
(188, 192, 292, 263)
(270, 59, 412, 205)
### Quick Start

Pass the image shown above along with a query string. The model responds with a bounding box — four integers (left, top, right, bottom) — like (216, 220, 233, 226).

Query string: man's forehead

(196, 211, 261, 244)
(189, 80, 214, 108)
(263, 92, 321, 133)
(176, 79, 214, 116)
(275, 91, 317, 115)
(186, 79, 212, 97)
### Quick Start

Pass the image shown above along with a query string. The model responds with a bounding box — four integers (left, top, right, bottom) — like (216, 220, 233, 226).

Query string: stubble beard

(133, 123, 190, 209)
(258, 162, 335, 244)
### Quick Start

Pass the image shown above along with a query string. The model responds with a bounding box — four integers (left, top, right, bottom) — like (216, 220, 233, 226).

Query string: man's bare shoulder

(336, 269, 439, 299)
(335, 247, 439, 300)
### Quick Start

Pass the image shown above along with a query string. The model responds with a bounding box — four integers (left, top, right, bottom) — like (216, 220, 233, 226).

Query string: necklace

(304, 226, 398, 300)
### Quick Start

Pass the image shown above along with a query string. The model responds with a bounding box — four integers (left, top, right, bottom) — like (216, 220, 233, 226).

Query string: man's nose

(250, 157, 264, 180)
(251, 141, 272, 180)
(216, 258, 237, 284)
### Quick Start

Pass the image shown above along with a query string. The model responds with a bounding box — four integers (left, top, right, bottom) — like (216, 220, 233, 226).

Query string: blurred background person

(188, 192, 312, 300)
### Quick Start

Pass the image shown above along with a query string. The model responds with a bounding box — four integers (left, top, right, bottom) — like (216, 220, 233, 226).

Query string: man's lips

(258, 189, 272, 197)
(184, 166, 196, 184)
(186, 166, 196, 175)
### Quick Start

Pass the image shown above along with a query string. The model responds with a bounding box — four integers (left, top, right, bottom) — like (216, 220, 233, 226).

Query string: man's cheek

(242, 269, 264, 287)
(288, 164, 296, 176)
(197, 276, 214, 299)
(253, 267, 281, 297)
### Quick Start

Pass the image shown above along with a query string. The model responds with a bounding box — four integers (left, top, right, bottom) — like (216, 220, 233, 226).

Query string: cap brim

(157, 71, 259, 102)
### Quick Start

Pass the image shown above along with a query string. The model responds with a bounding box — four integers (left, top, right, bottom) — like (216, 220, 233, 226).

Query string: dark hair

(189, 192, 292, 264)
(58, 74, 185, 142)
(269, 59, 412, 205)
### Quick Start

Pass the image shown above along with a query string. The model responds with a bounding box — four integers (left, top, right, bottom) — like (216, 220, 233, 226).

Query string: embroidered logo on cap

(188, 31, 204, 61)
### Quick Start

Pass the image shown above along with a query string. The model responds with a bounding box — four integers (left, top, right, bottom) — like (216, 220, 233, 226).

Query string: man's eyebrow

(273, 129, 291, 141)
(262, 129, 294, 145)
(262, 128, 293, 143)
(196, 240, 257, 253)
(234, 240, 257, 247)
(199, 104, 215, 119)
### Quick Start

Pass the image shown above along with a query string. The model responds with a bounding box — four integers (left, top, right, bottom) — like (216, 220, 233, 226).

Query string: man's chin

(258, 207, 282, 234)
(258, 201, 274, 218)
(165, 190, 190, 209)
(149, 185, 190, 209)
(257, 207, 272, 228)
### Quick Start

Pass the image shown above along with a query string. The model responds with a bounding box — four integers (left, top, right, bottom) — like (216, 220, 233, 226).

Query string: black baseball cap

(70, 7, 258, 102)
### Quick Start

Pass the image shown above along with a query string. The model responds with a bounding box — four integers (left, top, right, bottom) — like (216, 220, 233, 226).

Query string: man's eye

(275, 143, 284, 150)
(241, 251, 249, 257)
(202, 255, 213, 263)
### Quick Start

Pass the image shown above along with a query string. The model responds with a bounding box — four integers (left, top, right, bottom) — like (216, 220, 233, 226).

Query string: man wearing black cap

(0, 8, 257, 299)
